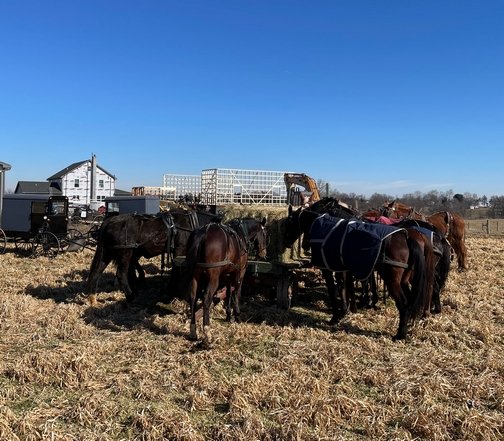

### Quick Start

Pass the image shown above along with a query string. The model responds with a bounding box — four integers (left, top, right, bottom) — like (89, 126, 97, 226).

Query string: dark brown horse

(181, 217, 267, 344)
(284, 206, 427, 340)
(308, 197, 362, 314)
(86, 207, 211, 305)
(381, 201, 468, 271)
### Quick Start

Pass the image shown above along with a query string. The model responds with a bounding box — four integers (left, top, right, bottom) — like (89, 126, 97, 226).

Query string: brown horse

(382, 201, 468, 271)
(284, 206, 427, 340)
(181, 217, 267, 344)
(86, 207, 213, 305)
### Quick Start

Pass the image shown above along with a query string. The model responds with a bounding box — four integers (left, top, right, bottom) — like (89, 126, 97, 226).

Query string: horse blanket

(369, 216, 434, 245)
(309, 214, 406, 280)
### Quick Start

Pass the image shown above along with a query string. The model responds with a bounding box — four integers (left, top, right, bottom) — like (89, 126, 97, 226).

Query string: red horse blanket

(309, 214, 405, 280)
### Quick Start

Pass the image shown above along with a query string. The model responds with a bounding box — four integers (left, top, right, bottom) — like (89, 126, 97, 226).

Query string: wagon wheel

(92, 214, 105, 224)
(60, 229, 85, 252)
(32, 232, 60, 259)
(86, 224, 100, 248)
(14, 237, 33, 255)
(70, 215, 82, 225)
(276, 271, 299, 310)
(0, 229, 6, 254)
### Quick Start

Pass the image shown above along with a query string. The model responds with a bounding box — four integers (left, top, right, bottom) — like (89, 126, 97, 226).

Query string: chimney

(90, 154, 97, 208)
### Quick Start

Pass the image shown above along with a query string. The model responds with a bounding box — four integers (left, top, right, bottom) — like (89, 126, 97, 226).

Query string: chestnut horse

(381, 201, 468, 271)
(181, 217, 267, 344)
(284, 206, 427, 340)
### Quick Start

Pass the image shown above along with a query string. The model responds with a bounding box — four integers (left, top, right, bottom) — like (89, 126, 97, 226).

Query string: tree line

(316, 180, 504, 219)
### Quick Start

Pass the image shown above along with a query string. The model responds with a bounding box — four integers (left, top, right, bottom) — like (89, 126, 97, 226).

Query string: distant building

(15, 181, 62, 195)
(47, 158, 117, 206)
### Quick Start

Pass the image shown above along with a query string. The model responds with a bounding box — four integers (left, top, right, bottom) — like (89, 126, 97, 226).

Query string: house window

(74, 179, 79, 188)
(99, 179, 104, 188)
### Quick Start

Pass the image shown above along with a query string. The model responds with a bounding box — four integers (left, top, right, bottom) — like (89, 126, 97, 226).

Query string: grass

(0, 234, 503, 440)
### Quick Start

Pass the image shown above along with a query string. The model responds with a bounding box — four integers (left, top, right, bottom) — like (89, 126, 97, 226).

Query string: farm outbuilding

(161, 169, 293, 206)
(162, 174, 201, 201)
(200, 168, 291, 206)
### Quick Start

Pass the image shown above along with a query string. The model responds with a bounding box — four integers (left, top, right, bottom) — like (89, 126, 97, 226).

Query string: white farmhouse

(47, 157, 117, 207)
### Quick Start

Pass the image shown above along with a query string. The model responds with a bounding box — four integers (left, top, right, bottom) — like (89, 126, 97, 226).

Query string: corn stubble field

(1, 214, 504, 440)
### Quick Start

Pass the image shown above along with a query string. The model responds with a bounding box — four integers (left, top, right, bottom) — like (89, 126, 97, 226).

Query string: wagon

(171, 256, 309, 312)
(0, 194, 86, 257)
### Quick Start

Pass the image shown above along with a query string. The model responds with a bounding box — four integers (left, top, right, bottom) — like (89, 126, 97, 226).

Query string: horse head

(253, 217, 268, 259)
(283, 205, 303, 248)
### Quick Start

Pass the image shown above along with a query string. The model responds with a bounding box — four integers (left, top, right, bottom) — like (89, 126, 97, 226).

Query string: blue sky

(1, 0, 503, 198)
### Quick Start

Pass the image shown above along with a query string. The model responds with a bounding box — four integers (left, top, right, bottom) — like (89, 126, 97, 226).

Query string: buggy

(0, 194, 78, 257)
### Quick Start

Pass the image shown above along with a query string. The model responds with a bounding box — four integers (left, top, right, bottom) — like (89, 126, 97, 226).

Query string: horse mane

(311, 197, 359, 220)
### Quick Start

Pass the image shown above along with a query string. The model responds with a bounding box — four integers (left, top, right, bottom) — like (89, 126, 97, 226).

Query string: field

(1, 229, 504, 440)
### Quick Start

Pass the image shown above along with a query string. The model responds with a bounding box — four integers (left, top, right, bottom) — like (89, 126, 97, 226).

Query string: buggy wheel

(92, 214, 105, 224)
(32, 232, 60, 259)
(0, 229, 6, 254)
(70, 215, 82, 225)
(86, 224, 100, 248)
(15, 237, 33, 254)
(60, 229, 85, 252)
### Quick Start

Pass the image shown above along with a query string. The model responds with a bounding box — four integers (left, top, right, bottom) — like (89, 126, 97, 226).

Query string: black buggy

(0, 194, 80, 258)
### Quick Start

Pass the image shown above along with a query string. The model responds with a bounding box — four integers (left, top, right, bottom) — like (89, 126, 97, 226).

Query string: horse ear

(261, 217, 267, 227)
(288, 205, 293, 216)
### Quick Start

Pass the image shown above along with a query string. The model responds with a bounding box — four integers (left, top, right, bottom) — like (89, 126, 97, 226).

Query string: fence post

(485, 219, 490, 234)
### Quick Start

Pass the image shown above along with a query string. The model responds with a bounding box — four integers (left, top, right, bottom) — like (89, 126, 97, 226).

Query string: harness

(106, 212, 176, 272)
(196, 218, 265, 271)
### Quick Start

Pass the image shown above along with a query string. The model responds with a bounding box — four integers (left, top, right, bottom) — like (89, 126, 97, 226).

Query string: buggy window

(107, 202, 120, 213)
(50, 200, 66, 215)
(32, 201, 46, 214)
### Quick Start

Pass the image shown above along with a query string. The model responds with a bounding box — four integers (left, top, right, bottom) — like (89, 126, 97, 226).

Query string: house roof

(15, 181, 63, 195)
(114, 188, 132, 197)
(47, 160, 117, 181)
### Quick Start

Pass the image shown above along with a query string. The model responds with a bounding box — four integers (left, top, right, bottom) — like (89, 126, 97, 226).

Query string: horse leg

(116, 251, 136, 302)
(322, 269, 342, 324)
(86, 257, 112, 306)
(431, 280, 442, 314)
(453, 239, 468, 271)
(233, 272, 246, 324)
(202, 274, 220, 345)
(129, 258, 145, 286)
(378, 267, 410, 341)
(189, 277, 199, 340)
(226, 281, 233, 322)
(346, 273, 356, 313)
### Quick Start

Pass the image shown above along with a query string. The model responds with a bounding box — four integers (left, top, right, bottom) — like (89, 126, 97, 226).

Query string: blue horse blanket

(309, 215, 406, 280)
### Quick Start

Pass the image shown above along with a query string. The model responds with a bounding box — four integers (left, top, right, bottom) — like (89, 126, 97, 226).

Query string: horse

(308, 197, 366, 314)
(313, 199, 437, 317)
(283, 206, 427, 340)
(86, 207, 211, 305)
(181, 217, 267, 345)
(381, 201, 468, 271)
(362, 215, 450, 316)
(392, 218, 450, 314)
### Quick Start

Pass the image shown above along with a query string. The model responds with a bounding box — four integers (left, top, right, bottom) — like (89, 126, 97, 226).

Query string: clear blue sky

(1, 0, 503, 199)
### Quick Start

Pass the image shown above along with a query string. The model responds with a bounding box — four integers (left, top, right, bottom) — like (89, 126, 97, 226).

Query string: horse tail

(179, 227, 207, 301)
(406, 235, 427, 323)
(86, 216, 114, 294)
(437, 237, 451, 292)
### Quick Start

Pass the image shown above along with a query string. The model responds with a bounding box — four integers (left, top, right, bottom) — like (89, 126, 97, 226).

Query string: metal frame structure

(162, 174, 201, 200)
(200, 168, 290, 206)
